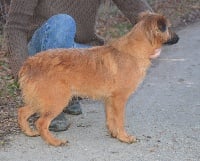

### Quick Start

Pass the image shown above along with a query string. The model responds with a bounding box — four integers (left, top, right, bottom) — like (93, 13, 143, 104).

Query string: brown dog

(18, 12, 179, 146)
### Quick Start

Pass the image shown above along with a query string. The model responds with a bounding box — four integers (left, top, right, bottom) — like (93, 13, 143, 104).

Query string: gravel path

(0, 21, 199, 161)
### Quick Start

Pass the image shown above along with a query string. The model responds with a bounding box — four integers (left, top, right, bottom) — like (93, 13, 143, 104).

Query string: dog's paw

(56, 140, 68, 146)
(48, 139, 69, 146)
(117, 134, 137, 144)
(25, 130, 40, 137)
(59, 140, 68, 146)
(30, 130, 40, 137)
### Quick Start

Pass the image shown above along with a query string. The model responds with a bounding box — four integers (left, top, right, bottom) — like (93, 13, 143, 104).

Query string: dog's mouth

(164, 33, 179, 45)
(150, 48, 161, 59)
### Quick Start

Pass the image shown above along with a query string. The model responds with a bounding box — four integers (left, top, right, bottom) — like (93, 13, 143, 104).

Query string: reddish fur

(18, 12, 177, 146)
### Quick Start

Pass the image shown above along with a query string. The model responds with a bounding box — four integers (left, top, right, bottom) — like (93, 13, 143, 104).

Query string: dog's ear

(144, 16, 167, 45)
(157, 18, 167, 32)
(137, 11, 152, 22)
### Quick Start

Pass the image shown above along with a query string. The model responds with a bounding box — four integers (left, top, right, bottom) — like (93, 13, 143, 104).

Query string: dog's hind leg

(105, 93, 136, 144)
(18, 106, 39, 136)
(36, 107, 68, 146)
(35, 93, 70, 146)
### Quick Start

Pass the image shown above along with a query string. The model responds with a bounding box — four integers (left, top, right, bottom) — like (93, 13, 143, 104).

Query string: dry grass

(96, 0, 200, 42)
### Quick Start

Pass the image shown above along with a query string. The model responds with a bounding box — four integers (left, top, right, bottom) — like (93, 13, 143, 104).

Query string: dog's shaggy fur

(18, 12, 179, 146)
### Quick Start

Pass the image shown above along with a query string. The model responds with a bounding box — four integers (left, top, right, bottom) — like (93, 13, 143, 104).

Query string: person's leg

(28, 14, 90, 56)
(28, 14, 87, 132)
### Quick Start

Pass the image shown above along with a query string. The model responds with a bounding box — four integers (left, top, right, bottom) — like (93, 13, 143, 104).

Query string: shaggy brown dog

(18, 12, 179, 146)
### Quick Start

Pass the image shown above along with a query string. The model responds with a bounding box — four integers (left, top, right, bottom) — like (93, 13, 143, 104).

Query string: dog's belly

(69, 72, 142, 100)
(70, 80, 113, 99)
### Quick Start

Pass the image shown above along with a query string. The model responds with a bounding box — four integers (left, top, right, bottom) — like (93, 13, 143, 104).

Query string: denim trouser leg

(28, 14, 90, 56)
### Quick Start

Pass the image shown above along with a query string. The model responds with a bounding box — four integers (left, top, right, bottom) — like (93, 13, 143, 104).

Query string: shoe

(64, 100, 82, 115)
(49, 112, 70, 132)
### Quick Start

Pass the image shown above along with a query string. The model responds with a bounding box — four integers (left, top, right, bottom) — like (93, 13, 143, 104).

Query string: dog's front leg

(105, 94, 136, 143)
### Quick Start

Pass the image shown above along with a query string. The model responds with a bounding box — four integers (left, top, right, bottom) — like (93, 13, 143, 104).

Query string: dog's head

(138, 12, 179, 46)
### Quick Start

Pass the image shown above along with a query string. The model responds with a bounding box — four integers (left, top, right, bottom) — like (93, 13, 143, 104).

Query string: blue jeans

(28, 14, 90, 56)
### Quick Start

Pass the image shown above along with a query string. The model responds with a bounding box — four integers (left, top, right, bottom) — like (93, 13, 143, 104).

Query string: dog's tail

(18, 58, 34, 88)
(18, 57, 42, 106)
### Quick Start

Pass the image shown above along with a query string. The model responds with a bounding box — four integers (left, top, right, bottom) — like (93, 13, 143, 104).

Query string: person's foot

(64, 100, 82, 115)
(49, 100, 82, 132)
(49, 112, 70, 132)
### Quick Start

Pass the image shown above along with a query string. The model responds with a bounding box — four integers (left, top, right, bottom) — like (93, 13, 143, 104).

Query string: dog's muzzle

(164, 32, 179, 45)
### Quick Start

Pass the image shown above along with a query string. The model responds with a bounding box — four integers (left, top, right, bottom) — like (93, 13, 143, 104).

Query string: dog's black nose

(164, 33, 179, 45)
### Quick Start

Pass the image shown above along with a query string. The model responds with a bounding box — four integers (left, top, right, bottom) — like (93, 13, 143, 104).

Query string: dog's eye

(157, 19, 167, 32)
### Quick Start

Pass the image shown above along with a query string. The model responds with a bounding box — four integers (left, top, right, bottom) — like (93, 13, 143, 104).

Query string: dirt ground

(0, 0, 200, 147)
